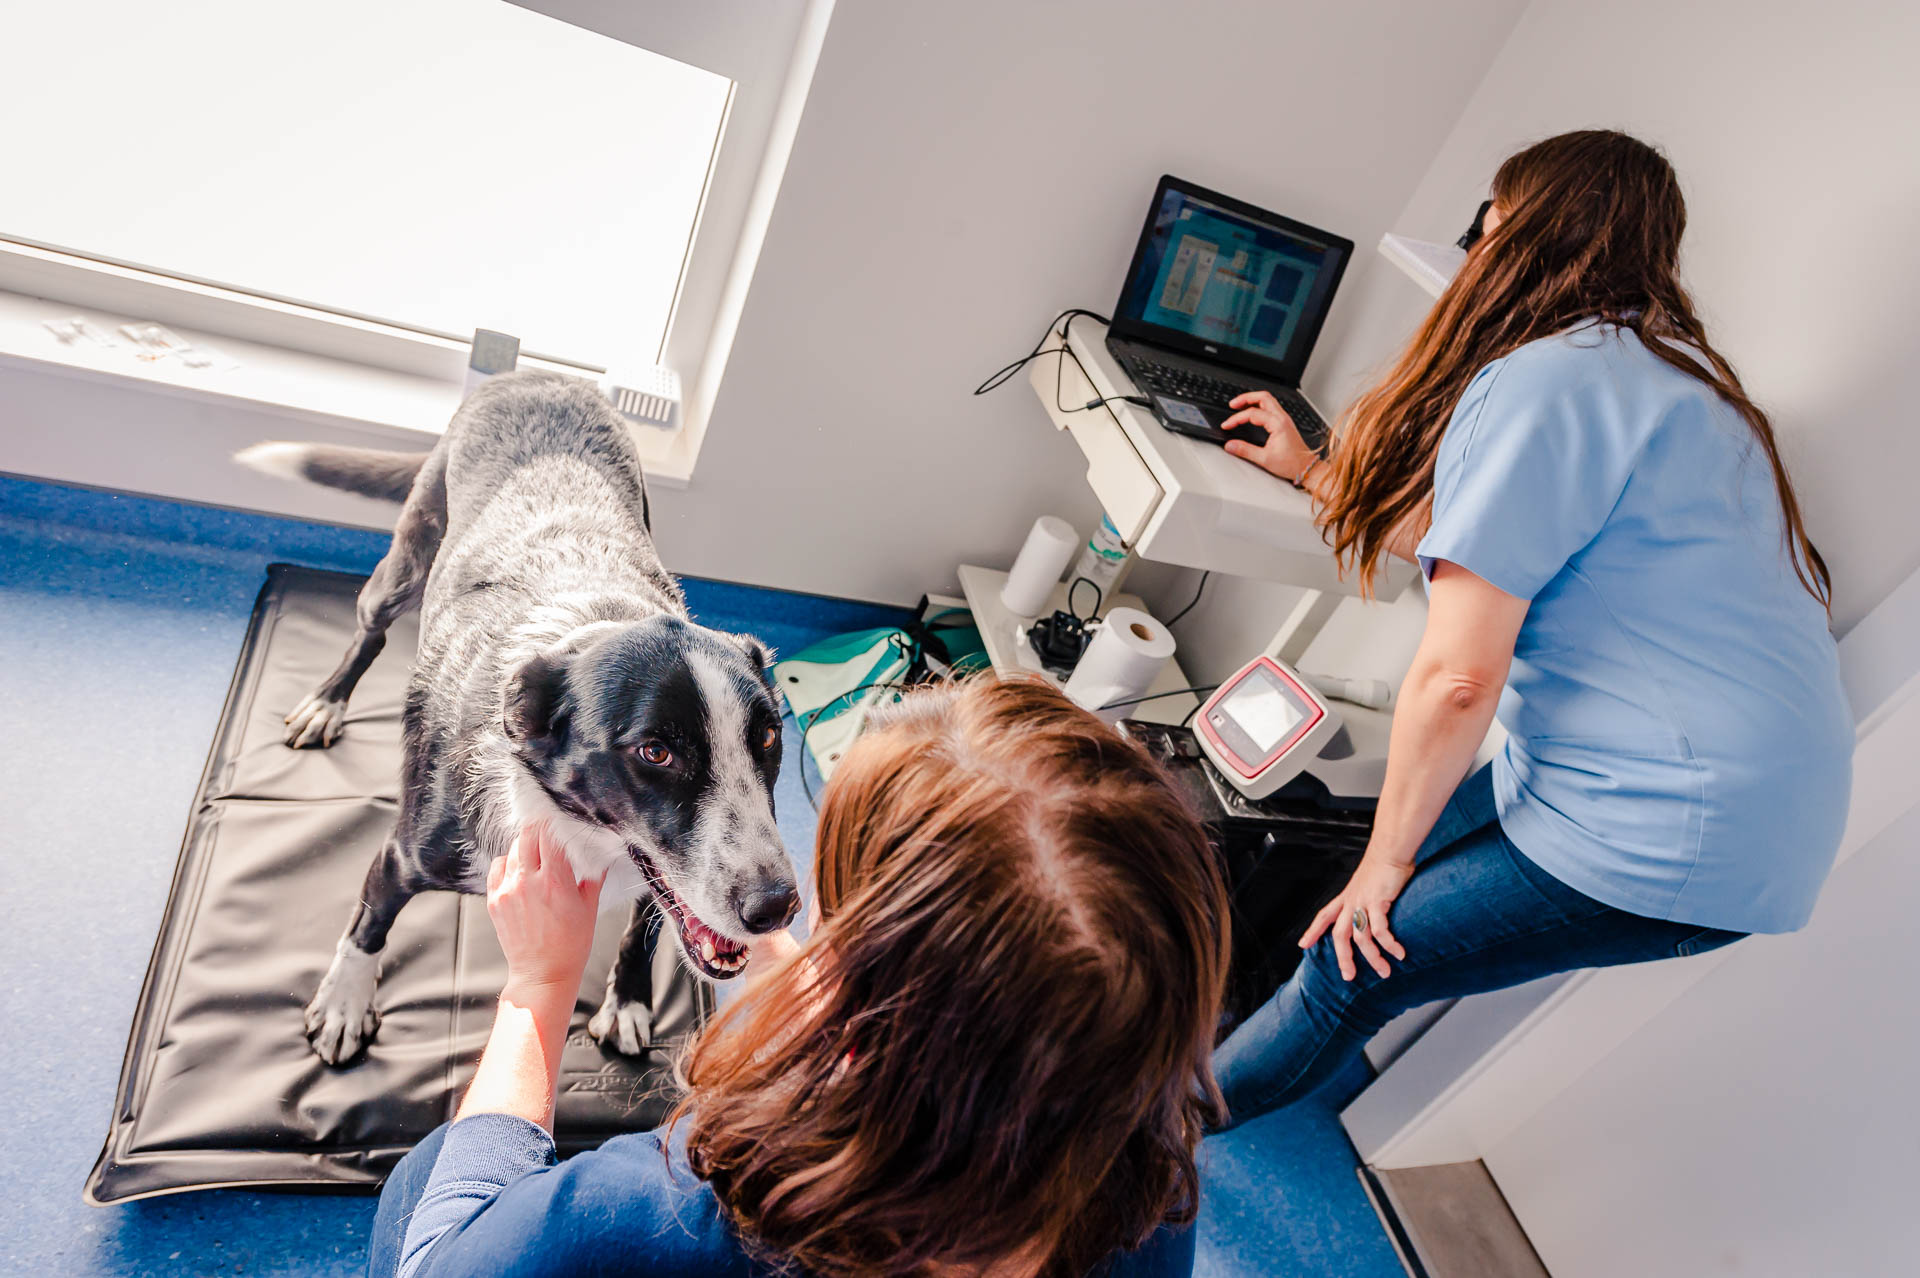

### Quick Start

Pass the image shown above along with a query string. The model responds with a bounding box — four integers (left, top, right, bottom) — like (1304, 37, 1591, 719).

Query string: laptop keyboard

(1132, 358, 1329, 451)
(1136, 363, 1256, 406)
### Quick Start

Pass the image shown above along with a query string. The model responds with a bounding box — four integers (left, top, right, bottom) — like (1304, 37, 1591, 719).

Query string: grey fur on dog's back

(436, 372, 658, 577)
(421, 373, 676, 739)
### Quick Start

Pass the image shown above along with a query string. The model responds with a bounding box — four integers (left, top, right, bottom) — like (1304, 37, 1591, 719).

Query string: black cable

(1065, 575, 1103, 621)
(1096, 683, 1220, 713)
(795, 676, 916, 809)
(974, 308, 1150, 418)
(1051, 313, 1152, 416)
(1164, 570, 1210, 627)
(973, 307, 1109, 396)
(1076, 392, 1154, 412)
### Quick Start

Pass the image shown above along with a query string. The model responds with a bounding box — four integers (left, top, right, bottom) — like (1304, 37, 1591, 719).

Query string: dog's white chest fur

(502, 769, 650, 912)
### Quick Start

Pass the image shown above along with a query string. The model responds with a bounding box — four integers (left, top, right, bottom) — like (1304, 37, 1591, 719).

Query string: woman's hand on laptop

(1222, 390, 1316, 483)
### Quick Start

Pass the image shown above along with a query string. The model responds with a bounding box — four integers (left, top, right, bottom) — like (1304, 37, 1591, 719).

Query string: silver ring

(1352, 906, 1368, 936)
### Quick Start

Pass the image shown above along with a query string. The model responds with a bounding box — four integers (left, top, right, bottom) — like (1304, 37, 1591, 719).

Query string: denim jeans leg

(1212, 767, 1498, 1126)
(1415, 763, 1498, 866)
(1211, 816, 1737, 1129)
(367, 1123, 452, 1278)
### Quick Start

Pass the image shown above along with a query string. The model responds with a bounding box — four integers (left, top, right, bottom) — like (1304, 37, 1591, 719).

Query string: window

(2, 0, 732, 370)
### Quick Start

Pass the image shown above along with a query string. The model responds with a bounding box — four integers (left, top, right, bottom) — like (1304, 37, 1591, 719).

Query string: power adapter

(1028, 608, 1092, 672)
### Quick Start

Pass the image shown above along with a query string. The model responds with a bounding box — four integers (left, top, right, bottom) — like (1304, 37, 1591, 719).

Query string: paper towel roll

(1001, 516, 1080, 617)
(1063, 607, 1176, 718)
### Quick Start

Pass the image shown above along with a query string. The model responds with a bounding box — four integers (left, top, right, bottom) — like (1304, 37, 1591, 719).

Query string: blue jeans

(368, 1122, 449, 1278)
(1212, 765, 1745, 1127)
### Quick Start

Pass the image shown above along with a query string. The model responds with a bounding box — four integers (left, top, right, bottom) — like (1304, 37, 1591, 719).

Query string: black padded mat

(88, 564, 709, 1204)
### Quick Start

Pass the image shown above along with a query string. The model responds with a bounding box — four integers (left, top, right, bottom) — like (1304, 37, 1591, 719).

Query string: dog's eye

(630, 740, 673, 768)
(760, 725, 779, 752)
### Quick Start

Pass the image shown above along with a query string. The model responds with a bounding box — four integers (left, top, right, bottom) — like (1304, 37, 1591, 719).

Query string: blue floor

(0, 475, 1400, 1278)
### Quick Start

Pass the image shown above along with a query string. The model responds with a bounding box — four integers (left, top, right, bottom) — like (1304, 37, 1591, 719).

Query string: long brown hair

(1319, 129, 1829, 608)
(675, 677, 1230, 1278)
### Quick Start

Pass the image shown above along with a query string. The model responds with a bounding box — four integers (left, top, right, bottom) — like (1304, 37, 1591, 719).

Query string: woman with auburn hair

(369, 676, 1230, 1278)
(1210, 129, 1851, 1125)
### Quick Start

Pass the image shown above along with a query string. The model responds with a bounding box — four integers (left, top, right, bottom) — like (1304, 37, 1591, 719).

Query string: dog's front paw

(589, 991, 653, 1056)
(304, 944, 381, 1065)
(284, 693, 348, 748)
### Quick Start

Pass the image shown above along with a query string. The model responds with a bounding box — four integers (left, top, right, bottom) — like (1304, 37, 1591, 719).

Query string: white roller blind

(2, 0, 731, 368)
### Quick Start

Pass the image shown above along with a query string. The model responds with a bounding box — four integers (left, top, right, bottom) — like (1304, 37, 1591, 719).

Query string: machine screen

(1226, 680, 1305, 752)
(1197, 656, 1342, 798)
(1205, 659, 1321, 775)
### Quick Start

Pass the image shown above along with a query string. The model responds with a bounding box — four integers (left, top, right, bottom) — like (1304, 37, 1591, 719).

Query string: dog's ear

(729, 633, 776, 692)
(729, 633, 775, 670)
(504, 651, 571, 745)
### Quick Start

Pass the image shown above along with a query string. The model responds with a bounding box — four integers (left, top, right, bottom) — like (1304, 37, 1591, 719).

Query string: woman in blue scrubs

(1212, 130, 1852, 1124)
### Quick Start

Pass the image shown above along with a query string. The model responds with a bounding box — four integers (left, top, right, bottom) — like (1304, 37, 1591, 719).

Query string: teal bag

(773, 606, 987, 785)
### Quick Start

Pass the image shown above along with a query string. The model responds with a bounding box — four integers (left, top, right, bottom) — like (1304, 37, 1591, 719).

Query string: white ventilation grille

(600, 365, 682, 430)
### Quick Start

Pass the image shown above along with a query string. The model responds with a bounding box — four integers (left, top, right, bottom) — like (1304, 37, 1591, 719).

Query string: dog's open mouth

(630, 850, 750, 979)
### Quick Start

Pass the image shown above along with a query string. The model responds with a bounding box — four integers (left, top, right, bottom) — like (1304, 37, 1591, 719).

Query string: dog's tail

(234, 442, 430, 503)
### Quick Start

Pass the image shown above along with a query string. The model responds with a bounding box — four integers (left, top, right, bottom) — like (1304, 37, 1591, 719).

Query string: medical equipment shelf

(1030, 319, 1415, 601)
(956, 564, 1199, 725)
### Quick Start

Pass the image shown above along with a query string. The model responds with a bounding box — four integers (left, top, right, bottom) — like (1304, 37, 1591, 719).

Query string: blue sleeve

(398, 1116, 752, 1278)
(397, 1115, 556, 1278)
(1416, 347, 1639, 600)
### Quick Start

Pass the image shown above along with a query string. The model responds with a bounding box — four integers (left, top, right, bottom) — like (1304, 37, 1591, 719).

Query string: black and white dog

(237, 372, 796, 1065)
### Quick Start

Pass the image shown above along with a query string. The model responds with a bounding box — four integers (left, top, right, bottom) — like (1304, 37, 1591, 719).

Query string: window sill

(0, 287, 693, 487)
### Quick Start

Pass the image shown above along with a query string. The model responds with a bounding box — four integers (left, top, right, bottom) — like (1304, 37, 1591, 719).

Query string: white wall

(645, 0, 1529, 607)
(1, 0, 1524, 618)
(0, 363, 416, 531)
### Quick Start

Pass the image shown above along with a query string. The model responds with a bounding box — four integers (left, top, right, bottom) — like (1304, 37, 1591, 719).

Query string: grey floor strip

(1360, 1161, 1552, 1278)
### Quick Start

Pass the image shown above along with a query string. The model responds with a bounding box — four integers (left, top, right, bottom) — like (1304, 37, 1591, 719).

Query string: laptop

(1107, 176, 1353, 454)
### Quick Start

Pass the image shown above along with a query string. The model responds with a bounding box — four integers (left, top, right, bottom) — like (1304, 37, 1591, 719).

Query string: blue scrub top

(1416, 323, 1852, 934)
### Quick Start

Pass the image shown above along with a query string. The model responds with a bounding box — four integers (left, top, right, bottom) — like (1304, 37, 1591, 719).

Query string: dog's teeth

(701, 939, 716, 962)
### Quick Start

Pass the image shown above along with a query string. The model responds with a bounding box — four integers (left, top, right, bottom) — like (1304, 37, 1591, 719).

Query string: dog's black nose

(734, 881, 798, 935)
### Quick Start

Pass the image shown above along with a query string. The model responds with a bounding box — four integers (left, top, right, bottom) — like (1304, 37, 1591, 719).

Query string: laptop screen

(1113, 180, 1350, 380)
